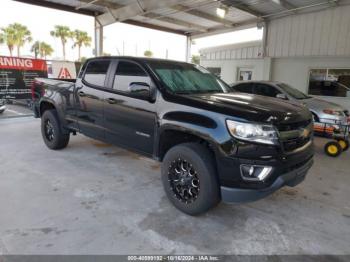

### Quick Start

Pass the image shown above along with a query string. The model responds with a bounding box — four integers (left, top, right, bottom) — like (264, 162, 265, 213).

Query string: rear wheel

(337, 139, 349, 151)
(41, 109, 70, 150)
(161, 143, 220, 216)
(324, 141, 342, 157)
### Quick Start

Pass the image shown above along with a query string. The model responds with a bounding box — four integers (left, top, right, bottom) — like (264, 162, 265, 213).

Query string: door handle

(78, 91, 86, 97)
(106, 98, 118, 104)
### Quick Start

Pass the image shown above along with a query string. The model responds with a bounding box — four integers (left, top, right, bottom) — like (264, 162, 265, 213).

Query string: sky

(0, 0, 262, 62)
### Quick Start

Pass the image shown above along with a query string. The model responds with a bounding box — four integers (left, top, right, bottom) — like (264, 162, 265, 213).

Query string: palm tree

(72, 30, 91, 61)
(31, 41, 40, 59)
(50, 25, 72, 60)
(10, 23, 32, 56)
(31, 41, 54, 60)
(144, 50, 153, 57)
(0, 26, 17, 56)
(40, 42, 54, 60)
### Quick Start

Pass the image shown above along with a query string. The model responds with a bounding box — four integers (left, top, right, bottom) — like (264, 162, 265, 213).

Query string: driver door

(104, 60, 156, 155)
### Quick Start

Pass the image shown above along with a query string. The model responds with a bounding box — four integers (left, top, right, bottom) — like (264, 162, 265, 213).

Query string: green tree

(50, 25, 72, 60)
(11, 23, 32, 56)
(144, 50, 153, 57)
(191, 55, 200, 65)
(72, 30, 91, 61)
(31, 41, 54, 60)
(31, 41, 41, 59)
(40, 42, 54, 60)
(0, 26, 17, 56)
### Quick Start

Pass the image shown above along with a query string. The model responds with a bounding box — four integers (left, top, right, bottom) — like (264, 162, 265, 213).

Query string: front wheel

(161, 143, 220, 216)
(41, 109, 70, 150)
(324, 141, 342, 157)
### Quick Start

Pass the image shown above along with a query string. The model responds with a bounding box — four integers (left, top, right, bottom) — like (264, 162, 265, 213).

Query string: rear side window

(113, 61, 150, 92)
(84, 60, 110, 87)
(233, 83, 254, 94)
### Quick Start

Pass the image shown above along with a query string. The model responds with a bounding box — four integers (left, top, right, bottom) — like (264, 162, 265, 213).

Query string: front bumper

(221, 158, 313, 203)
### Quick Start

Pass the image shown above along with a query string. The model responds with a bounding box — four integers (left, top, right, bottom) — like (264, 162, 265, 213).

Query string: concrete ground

(0, 103, 33, 119)
(0, 117, 349, 255)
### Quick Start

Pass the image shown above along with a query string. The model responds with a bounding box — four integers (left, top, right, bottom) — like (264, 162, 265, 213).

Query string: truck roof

(85, 56, 191, 65)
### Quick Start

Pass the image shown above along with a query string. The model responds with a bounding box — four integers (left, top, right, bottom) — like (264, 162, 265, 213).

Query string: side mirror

(276, 93, 288, 100)
(129, 82, 151, 99)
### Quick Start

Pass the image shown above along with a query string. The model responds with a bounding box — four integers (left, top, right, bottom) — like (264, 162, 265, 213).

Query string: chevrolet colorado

(32, 57, 314, 215)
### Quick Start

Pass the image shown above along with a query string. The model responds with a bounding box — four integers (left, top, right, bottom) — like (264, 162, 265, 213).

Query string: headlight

(323, 109, 344, 116)
(226, 120, 278, 145)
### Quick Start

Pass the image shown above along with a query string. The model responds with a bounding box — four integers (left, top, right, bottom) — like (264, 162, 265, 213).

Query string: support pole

(94, 17, 103, 56)
(185, 35, 192, 62)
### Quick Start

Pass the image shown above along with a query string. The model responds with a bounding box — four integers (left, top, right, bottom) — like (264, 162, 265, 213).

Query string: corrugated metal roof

(15, 0, 349, 37)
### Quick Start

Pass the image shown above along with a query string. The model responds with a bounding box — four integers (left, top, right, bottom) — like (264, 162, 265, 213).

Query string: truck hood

(184, 92, 311, 124)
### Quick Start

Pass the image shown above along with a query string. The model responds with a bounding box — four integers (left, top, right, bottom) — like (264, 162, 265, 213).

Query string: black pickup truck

(32, 57, 314, 215)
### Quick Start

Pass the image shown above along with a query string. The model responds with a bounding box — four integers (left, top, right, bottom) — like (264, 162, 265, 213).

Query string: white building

(200, 5, 350, 110)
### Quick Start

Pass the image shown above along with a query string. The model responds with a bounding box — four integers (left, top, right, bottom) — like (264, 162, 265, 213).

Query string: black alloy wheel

(168, 158, 200, 204)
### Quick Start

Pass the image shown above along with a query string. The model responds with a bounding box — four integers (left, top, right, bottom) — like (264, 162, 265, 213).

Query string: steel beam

(270, 0, 296, 10)
(94, 17, 103, 56)
(222, 0, 264, 17)
(142, 13, 208, 32)
(171, 4, 233, 27)
(190, 19, 259, 39)
(186, 35, 192, 62)
(96, 0, 183, 26)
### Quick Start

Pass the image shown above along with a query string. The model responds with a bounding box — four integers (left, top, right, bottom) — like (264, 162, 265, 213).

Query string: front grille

(282, 136, 311, 152)
(276, 119, 312, 132)
(278, 119, 313, 152)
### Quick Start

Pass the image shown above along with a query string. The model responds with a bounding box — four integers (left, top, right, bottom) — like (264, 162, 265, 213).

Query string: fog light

(240, 165, 272, 181)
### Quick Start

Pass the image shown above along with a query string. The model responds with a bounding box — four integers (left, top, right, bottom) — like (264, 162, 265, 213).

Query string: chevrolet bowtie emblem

(300, 128, 310, 138)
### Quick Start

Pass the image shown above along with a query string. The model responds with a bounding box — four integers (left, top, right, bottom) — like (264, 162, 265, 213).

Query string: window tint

(78, 62, 87, 78)
(207, 67, 221, 78)
(254, 84, 281, 97)
(84, 60, 110, 87)
(147, 61, 229, 94)
(116, 61, 147, 76)
(309, 81, 350, 97)
(113, 61, 150, 92)
(308, 68, 350, 97)
(233, 83, 254, 94)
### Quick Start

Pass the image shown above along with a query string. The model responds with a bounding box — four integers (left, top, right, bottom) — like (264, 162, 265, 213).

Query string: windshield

(277, 83, 310, 100)
(147, 61, 229, 94)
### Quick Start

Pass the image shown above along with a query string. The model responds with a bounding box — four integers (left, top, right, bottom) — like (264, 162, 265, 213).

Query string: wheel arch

(156, 126, 217, 162)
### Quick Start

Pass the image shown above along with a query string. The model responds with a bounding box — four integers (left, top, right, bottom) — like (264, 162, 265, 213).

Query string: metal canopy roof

(15, 0, 346, 38)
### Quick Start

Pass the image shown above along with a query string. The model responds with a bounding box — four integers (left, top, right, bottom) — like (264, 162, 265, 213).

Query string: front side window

(147, 61, 229, 94)
(232, 83, 254, 94)
(254, 84, 281, 98)
(83, 60, 110, 87)
(113, 61, 150, 92)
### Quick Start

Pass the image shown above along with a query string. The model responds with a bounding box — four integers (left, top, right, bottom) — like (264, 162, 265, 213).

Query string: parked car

(0, 99, 6, 114)
(32, 57, 314, 215)
(231, 81, 349, 125)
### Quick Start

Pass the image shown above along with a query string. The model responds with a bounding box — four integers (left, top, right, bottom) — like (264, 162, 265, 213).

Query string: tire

(324, 141, 342, 157)
(41, 109, 70, 150)
(337, 139, 349, 151)
(161, 142, 220, 216)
